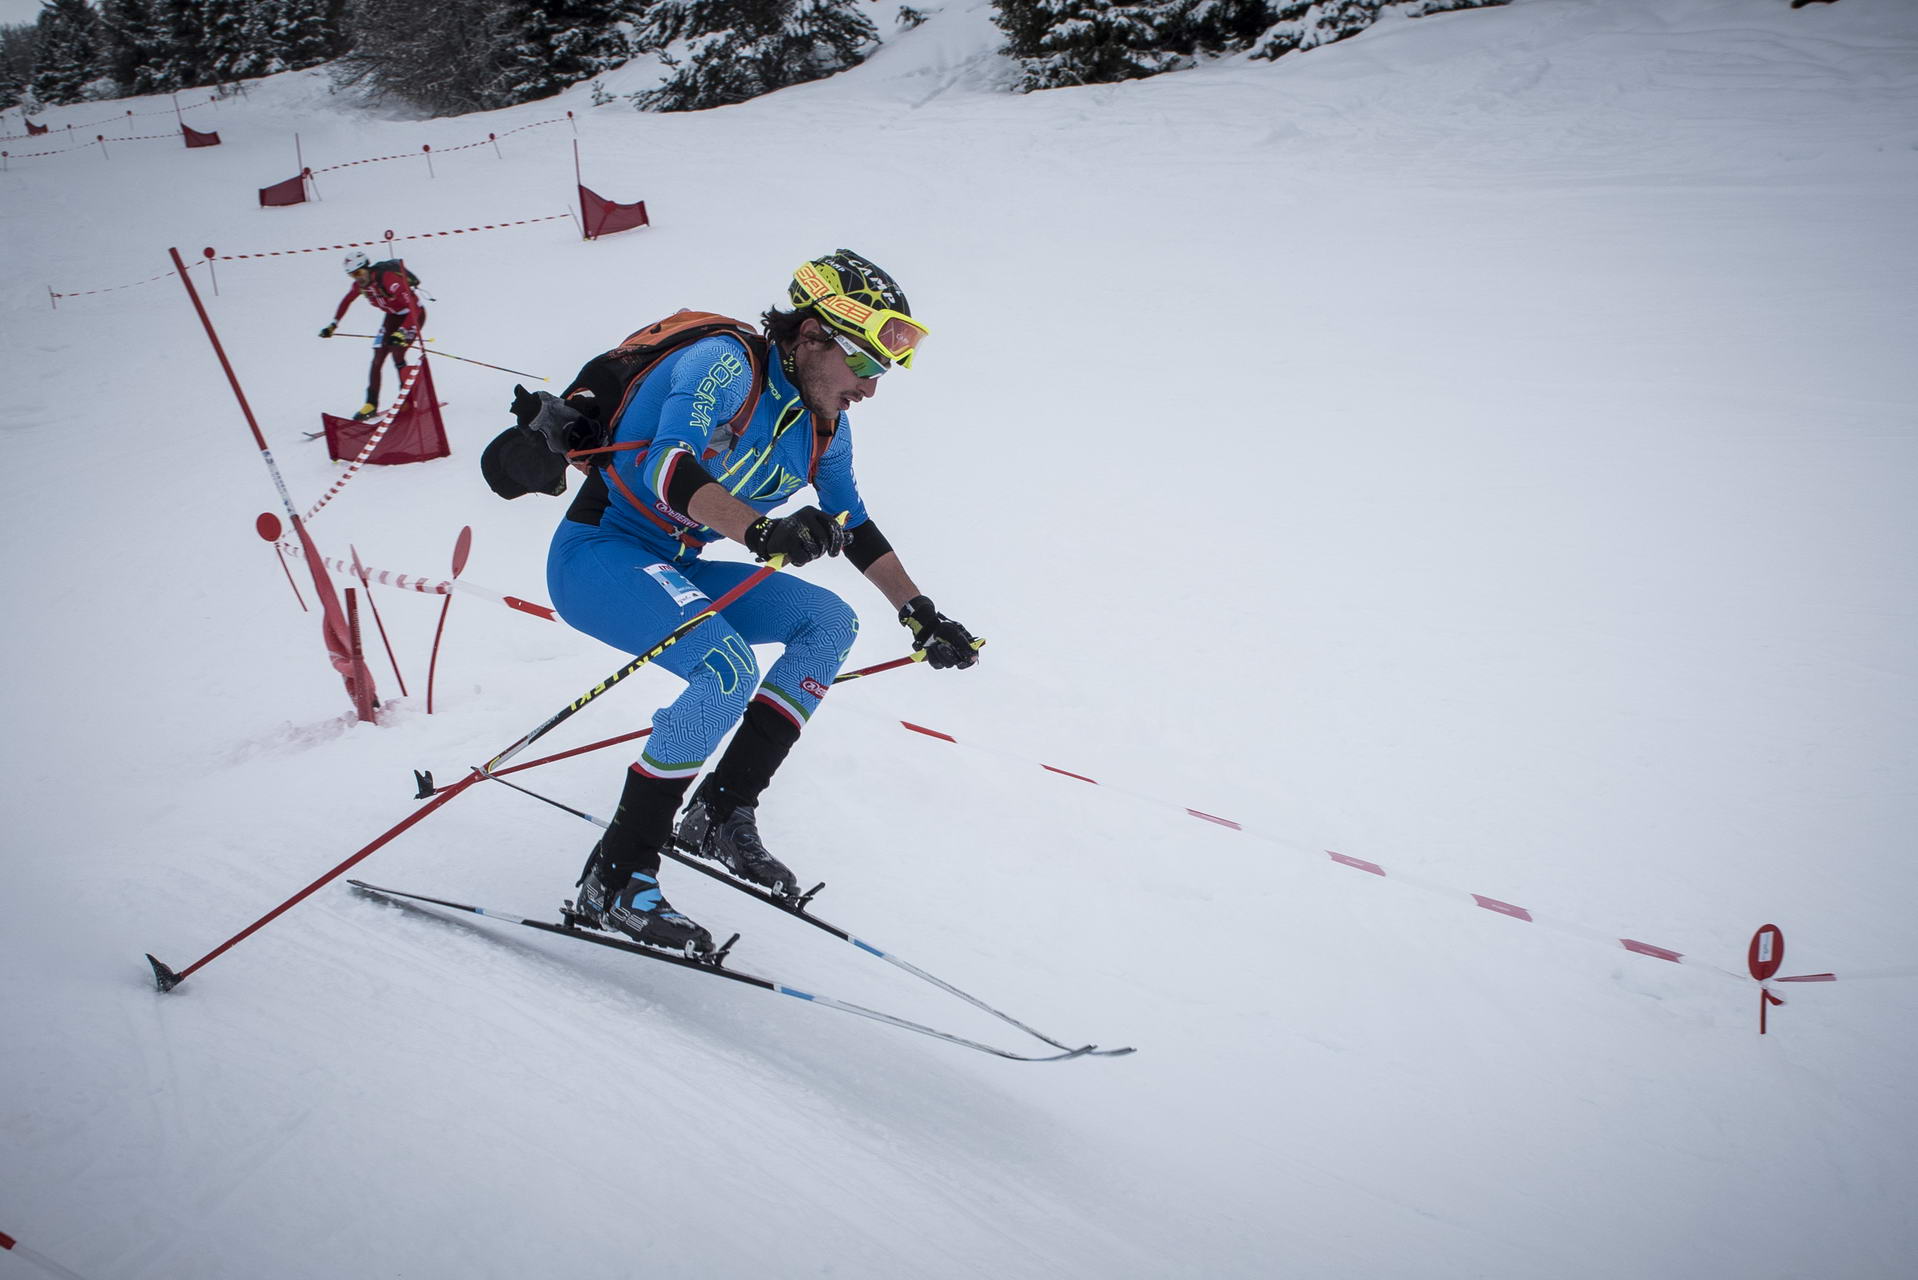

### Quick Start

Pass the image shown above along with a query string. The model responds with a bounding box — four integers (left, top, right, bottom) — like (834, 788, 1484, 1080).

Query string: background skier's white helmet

(343, 249, 371, 274)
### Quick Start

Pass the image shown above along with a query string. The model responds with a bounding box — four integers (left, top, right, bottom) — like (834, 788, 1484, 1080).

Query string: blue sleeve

(610, 335, 751, 521)
(813, 414, 870, 530)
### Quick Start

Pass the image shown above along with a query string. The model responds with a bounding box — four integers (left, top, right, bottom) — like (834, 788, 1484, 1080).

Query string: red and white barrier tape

(274, 547, 556, 621)
(832, 705, 1862, 989)
(2, 130, 196, 159)
(301, 365, 417, 521)
(308, 116, 567, 174)
(45, 258, 204, 301)
(49, 213, 570, 302)
(208, 213, 574, 263)
(7, 96, 217, 136)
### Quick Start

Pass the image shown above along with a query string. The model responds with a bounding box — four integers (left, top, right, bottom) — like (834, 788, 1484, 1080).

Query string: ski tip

(145, 953, 183, 993)
(1088, 1045, 1138, 1057)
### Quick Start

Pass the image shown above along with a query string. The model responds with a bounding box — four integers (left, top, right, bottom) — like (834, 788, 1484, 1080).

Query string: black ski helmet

(789, 249, 912, 323)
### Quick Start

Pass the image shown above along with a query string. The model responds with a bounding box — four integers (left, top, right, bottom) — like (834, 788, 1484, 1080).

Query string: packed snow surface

(3, 2, 1915, 1277)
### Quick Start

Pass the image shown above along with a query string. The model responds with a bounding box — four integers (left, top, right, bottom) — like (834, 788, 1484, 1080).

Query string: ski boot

(676, 779, 798, 899)
(351, 402, 377, 421)
(569, 843, 713, 957)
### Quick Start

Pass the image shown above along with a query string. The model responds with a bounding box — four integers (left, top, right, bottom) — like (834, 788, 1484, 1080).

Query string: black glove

(517, 388, 600, 454)
(899, 596, 979, 669)
(744, 506, 849, 567)
(319, 322, 336, 338)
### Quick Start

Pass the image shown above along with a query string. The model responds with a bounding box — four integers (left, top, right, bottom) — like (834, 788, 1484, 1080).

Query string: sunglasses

(831, 332, 890, 379)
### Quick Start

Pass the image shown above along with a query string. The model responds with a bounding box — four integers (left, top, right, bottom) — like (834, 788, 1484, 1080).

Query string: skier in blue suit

(550, 251, 980, 955)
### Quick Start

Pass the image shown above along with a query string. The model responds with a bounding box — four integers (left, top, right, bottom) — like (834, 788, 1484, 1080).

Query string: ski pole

(324, 333, 547, 380)
(416, 644, 932, 794)
(481, 557, 788, 776)
(413, 653, 926, 797)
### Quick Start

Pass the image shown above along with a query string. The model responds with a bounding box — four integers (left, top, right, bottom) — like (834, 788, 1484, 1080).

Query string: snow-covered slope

(4, 2, 1915, 1277)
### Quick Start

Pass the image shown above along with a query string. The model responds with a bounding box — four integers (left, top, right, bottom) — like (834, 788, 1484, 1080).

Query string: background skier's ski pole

(324, 332, 546, 380)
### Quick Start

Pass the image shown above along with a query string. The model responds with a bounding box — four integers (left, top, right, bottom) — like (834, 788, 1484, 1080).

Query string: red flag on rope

(182, 124, 221, 148)
(578, 184, 649, 239)
(320, 359, 448, 464)
(258, 171, 308, 206)
(25, 117, 48, 135)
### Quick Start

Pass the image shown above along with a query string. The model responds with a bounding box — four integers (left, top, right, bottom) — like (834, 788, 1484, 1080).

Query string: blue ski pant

(547, 523, 858, 781)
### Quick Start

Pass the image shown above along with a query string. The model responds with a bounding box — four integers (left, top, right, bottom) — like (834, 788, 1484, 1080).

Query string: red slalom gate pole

(426, 526, 472, 714)
(351, 544, 408, 697)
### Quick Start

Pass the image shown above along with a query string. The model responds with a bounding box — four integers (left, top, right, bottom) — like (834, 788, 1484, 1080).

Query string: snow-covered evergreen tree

(992, 0, 1189, 92)
(0, 21, 39, 110)
(97, 0, 167, 93)
(272, 0, 344, 70)
(30, 0, 103, 104)
(231, 0, 283, 76)
(1165, 0, 1273, 56)
(632, 0, 878, 113)
(492, 0, 629, 106)
(200, 0, 249, 80)
(1251, 0, 1506, 62)
(333, 0, 515, 114)
(153, 0, 207, 88)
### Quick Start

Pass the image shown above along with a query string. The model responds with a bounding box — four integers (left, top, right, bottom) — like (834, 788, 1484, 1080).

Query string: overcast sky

(4, 0, 45, 30)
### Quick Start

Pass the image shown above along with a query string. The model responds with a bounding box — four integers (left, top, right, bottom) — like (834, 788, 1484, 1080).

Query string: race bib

(642, 563, 707, 608)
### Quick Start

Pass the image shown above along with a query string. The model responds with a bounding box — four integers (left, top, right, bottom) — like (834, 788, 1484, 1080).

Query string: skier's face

(792, 319, 880, 419)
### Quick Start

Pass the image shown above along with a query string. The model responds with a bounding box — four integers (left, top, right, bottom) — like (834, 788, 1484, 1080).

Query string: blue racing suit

(547, 334, 867, 783)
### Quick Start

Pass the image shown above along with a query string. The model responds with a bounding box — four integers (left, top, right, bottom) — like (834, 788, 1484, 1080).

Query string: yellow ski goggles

(792, 263, 929, 368)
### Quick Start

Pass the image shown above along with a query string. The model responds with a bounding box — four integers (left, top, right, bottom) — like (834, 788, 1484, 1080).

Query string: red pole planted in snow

(345, 587, 377, 723)
(426, 525, 472, 714)
(257, 512, 308, 611)
(423, 143, 434, 179)
(351, 544, 409, 698)
(203, 246, 218, 296)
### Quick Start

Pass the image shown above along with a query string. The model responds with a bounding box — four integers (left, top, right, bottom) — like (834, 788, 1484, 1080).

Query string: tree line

(3, 0, 1507, 117)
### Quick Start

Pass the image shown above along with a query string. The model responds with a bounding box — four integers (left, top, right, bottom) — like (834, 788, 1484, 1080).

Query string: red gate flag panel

(579, 185, 649, 239)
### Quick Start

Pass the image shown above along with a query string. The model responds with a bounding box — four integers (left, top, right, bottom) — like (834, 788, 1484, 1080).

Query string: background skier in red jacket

(320, 249, 428, 420)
